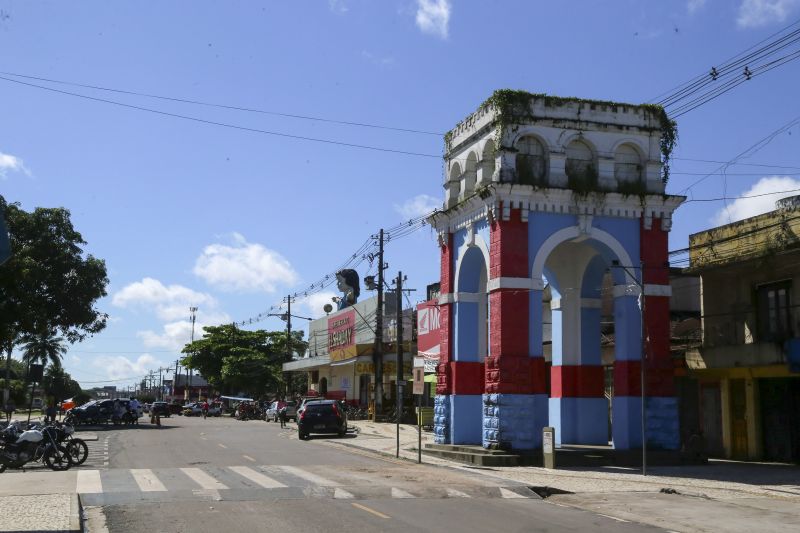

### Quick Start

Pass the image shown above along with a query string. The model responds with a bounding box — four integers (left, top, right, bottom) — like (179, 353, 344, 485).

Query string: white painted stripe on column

(130, 469, 167, 492)
(391, 487, 415, 499)
(277, 465, 340, 486)
(446, 488, 471, 498)
(180, 467, 229, 490)
(76, 470, 103, 494)
(229, 466, 286, 489)
(499, 487, 528, 499)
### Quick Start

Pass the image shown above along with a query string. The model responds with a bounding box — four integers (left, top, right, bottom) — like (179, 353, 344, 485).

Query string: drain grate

(528, 486, 574, 498)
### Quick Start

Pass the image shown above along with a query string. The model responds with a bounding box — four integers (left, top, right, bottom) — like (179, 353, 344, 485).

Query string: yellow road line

(351, 502, 390, 519)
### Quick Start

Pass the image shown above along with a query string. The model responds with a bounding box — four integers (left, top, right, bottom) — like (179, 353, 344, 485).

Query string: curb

(71, 493, 82, 533)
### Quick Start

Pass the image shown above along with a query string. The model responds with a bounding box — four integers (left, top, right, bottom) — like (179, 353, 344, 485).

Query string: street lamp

(611, 260, 648, 476)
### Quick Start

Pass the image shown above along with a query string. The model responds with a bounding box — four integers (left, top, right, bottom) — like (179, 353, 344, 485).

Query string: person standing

(279, 403, 288, 428)
(202, 400, 209, 419)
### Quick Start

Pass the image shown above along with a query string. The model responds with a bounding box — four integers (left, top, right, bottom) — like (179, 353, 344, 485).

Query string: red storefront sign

(328, 309, 356, 362)
(416, 300, 440, 372)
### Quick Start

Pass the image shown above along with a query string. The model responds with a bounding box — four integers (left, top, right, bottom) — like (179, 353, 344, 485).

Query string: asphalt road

(85, 415, 664, 533)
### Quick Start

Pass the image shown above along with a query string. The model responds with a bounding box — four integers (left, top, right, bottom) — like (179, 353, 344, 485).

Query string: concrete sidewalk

(0, 493, 81, 532)
(322, 420, 800, 532)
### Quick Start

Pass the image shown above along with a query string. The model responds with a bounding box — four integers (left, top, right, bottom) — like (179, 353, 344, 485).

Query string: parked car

(142, 403, 151, 414)
(150, 401, 170, 417)
(168, 403, 184, 415)
(266, 401, 298, 422)
(296, 400, 347, 440)
(182, 403, 203, 416)
(296, 397, 326, 417)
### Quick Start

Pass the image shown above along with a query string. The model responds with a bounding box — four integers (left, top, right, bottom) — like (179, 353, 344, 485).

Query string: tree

(181, 325, 307, 397)
(42, 365, 82, 402)
(21, 330, 67, 370)
(0, 196, 109, 406)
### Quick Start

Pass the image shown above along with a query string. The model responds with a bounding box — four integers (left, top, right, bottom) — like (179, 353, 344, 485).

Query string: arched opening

(533, 230, 638, 448)
(462, 152, 478, 198)
(319, 377, 328, 396)
(614, 143, 643, 184)
(516, 135, 547, 185)
(565, 139, 597, 189)
(479, 141, 496, 185)
(450, 244, 489, 444)
(446, 162, 462, 208)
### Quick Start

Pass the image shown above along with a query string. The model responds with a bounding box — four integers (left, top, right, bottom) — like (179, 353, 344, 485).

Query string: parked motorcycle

(26, 421, 88, 466)
(0, 422, 72, 472)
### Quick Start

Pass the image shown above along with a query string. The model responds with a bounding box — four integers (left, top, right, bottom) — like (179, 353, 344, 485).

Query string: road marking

(445, 488, 471, 498)
(180, 468, 229, 490)
(229, 466, 286, 489)
(242, 455, 255, 462)
(597, 513, 630, 523)
(391, 487, 415, 499)
(334, 488, 355, 499)
(351, 502, 390, 519)
(217, 443, 227, 449)
(130, 469, 167, 492)
(76, 470, 103, 494)
(499, 487, 528, 499)
(277, 465, 340, 486)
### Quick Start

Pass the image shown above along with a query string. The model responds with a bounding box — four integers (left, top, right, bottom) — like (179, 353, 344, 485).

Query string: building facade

(684, 197, 800, 462)
(431, 91, 684, 452)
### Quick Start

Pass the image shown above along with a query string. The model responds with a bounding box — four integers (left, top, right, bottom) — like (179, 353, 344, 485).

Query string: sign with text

(413, 366, 425, 395)
(328, 309, 356, 362)
(416, 300, 440, 372)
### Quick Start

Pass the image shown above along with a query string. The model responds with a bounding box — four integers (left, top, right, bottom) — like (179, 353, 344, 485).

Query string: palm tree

(21, 330, 67, 371)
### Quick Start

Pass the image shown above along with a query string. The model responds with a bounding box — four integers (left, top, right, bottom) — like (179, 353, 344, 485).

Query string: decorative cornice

(430, 184, 685, 234)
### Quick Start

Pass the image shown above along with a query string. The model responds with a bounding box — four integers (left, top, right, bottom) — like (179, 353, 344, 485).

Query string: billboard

(328, 309, 357, 362)
(416, 300, 441, 372)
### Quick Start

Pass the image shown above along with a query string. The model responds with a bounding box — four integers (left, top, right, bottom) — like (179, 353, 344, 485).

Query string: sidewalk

(0, 493, 81, 532)
(324, 420, 800, 532)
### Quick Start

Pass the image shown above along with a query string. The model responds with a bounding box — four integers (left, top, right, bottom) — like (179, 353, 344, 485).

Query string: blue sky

(2, 0, 800, 391)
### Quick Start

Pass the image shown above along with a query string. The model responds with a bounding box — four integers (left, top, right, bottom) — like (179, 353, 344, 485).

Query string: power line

(0, 75, 442, 160)
(0, 70, 444, 137)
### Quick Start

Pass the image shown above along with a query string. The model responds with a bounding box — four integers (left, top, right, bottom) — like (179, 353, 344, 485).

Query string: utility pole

(172, 359, 179, 399)
(286, 295, 292, 362)
(373, 229, 385, 420)
(395, 271, 404, 458)
(188, 306, 198, 402)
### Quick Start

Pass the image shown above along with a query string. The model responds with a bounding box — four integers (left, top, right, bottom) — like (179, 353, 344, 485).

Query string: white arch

(531, 225, 635, 284)
(453, 229, 490, 292)
(509, 127, 552, 153)
(610, 138, 648, 160)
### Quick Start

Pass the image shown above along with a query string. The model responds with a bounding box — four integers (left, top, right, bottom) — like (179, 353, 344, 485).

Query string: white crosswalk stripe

(276, 465, 340, 486)
(229, 466, 286, 489)
(180, 467, 229, 490)
(76, 469, 103, 494)
(71, 465, 527, 502)
(130, 469, 167, 492)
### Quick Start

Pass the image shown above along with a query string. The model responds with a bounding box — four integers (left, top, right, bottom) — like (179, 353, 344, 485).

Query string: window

(515, 136, 546, 185)
(614, 144, 642, 183)
(565, 139, 597, 187)
(758, 281, 792, 342)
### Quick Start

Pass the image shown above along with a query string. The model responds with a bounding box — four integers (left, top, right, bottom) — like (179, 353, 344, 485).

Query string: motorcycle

(26, 421, 88, 466)
(0, 422, 72, 472)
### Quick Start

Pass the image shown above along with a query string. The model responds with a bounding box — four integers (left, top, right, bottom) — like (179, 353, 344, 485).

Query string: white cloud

(329, 0, 349, 13)
(137, 309, 231, 350)
(0, 150, 30, 179)
(112, 278, 217, 321)
(298, 291, 338, 319)
(688, 0, 707, 14)
(361, 50, 394, 67)
(415, 0, 451, 39)
(70, 355, 81, 364)
(92, 353, 161, 381)
(193, 233, 298, 293)
(394, 194, 440, 219)
(711, 175, 800, 225)
(737, 0, 800, 27)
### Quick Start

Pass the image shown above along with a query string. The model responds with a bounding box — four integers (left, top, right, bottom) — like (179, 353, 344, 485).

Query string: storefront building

(283, 293, 415, 409)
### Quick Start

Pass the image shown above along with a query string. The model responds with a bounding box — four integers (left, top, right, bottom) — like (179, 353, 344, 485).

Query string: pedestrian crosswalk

(75, 464, 540, 504)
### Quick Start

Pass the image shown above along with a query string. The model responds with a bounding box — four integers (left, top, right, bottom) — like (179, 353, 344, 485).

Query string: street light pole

(189, 306, 198, 402)
(612, 260, 648, 476)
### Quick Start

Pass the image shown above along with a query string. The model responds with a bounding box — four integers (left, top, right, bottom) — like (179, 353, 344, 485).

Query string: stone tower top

(441, 90, 677, 209)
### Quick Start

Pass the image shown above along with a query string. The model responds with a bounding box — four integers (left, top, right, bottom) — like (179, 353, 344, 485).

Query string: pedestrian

(45, 399, 57, 424)
(279, 404, 288, 428)
(202, 400, 209, 419)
